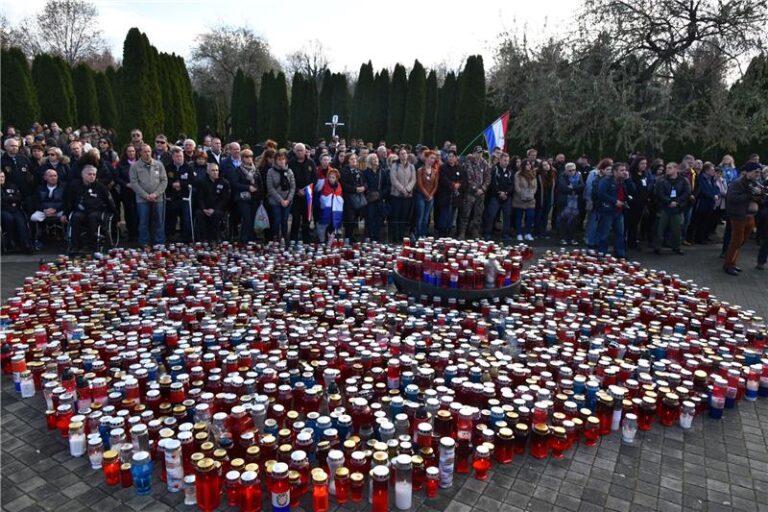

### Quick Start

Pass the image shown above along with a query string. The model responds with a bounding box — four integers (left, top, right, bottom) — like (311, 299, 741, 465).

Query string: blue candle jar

(131, 451, 153, 496)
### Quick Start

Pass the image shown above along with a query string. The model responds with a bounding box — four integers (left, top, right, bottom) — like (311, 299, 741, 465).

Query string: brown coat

(417, 166, 439, 200)
(512, 171, 537, 208)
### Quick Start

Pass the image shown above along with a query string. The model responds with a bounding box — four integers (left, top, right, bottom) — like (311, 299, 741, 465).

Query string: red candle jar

(102, 450, 120, 486)
(660, 393, 680, 427)
(239, 470, 261, 512)
(637, 396, 656, 431)
(530, 424, 550, 459)
(472, 445, 491, 480)
(370, 465, 390, 512)
(583, 416, 600, 447)
(495, 427, 514, 463)
(549, 426, 568, 459)
(195, 458, 221, 512)
(349, 472, 364, 502)
(455, 440, 471, 473)
(513, 423, 529, 455)
(412, 455, 425, 490)
(120, 462, 133, 488)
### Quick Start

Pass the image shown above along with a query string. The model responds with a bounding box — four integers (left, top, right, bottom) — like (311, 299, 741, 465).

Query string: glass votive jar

(549, 426, 568, 459)
(679, 400, 695, 429)
(349, 471, 364, 502)
(102, 449, 120, 485)
(495, 427, 514, 463)
(120, 462, 133, 488)
(472, 445, 491, 480)
(660, 393, 680, 427)
(637, 396, 656, 431)
(512, 423, 528, 455)
(621, 413, 638, 444)
(530, 424, 549, 459)
(583, 416, 600, 447)
(426, 466, 439, 498)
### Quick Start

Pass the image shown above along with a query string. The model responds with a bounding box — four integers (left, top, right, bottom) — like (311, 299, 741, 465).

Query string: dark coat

(1, 152, 36, 197)
(597, 177, 636, 214)
(33, 183, 67, 212)
(653, 175, 692, 215)
(488, 164, 515, 199)
(436, 162, 468, 206)
(694, 175, 719, 213)
(195, 176, 231, 212)
(555, 172, 584, 209)
(63, 180, 115, 216)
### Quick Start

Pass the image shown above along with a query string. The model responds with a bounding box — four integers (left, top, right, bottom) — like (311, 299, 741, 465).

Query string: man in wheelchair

(30, 168, 67, 248)
(62, 165, 116, 254)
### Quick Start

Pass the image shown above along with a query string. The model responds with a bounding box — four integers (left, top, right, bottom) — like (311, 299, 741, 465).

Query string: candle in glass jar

(439, 437, 455, 488)
(583, 416, 600, 447)
(370, 465, 390, 512)
(271, 462, 290, 512)
(472, 445, 491, 480)
(102, 450, 120, 485)
(312, 470, 330, 512)
(426, 466, 439, 498)
(68, 421, 86, 457)
(349, 471, 364, 502)
(394, 454, 413, 510)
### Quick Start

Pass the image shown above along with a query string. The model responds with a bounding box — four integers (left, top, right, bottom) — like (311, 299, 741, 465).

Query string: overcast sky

(4, 0, 578, 72)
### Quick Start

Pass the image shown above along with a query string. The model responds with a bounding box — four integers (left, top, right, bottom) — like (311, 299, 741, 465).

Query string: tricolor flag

(483, 111, 510, 154)
(303, 185, 313, 221)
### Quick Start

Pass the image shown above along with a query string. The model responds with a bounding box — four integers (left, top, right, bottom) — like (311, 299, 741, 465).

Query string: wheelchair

(65, 210, 120, 254)
(32, 216, 66, 248)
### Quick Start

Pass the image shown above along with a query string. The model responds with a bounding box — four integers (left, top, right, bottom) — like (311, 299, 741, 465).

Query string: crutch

(184, 185, 195, 243)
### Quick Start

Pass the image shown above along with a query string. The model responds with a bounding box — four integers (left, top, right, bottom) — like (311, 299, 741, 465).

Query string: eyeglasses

(155, 140, 165, 144)
(47, 153, 56, 157)
(131, 133, 141, 138)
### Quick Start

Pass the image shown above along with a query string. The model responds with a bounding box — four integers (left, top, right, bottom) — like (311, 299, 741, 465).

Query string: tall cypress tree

(435, 71, 459, 145)
(317, 70, 333, 139)
(352, 61, 374, 140)
(373, 69, 390, 142)
(145, 41, 165, 137)
(156, 53, 178, 137)
(1, 48, 39, 131)
(54, 56, 78, 125)
(120, 28, 163, 139)
(174, 56, 197, 140)
(94, 71, 119, 131)
(230, 68, 247, 140)
(242, 75, 258, 144)
(423, 70, 438, 148)
(303, 76, 319, 143)
(330, 73, 350, 137)
(258, 71, 274, 141)
(402, 60, 427, 143)
(388, 64, 408, 143)
(73, 64, 100, 126)
(195, 92, 221, 139)
(31, 54, 75, 127)
(455, 55, 486, 150)
(289, 72, 306, 143)
(270, 72, 290, 147)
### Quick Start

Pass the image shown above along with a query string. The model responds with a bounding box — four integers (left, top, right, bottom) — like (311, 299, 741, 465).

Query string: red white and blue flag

(483, 111, 510, 154)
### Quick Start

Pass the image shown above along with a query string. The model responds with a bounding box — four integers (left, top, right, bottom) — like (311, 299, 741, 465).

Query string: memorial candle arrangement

(395, 237, 530, 289)
(1, 242, 767, 511)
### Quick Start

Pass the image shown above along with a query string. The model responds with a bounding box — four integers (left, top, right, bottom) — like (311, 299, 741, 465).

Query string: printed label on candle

(272, 491, 290, 511)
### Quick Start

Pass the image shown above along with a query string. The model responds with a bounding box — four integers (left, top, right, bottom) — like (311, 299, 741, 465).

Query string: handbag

(253, 204, 270, 232)
(350, 193, 367, 210)
(366, 170, 383, 203)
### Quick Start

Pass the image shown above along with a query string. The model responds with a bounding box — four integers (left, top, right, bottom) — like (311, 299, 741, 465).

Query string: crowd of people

(1, 121, 766, 274)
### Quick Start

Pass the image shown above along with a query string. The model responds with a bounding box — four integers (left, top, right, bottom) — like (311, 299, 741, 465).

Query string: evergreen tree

(242, 75, 258, 144)
(72, 64, 100, 126)
(388, 64, 407, 143)
(94, 71, 119, 131)
(174, 56, 198, 140)
(157, 53, 179, 137)
(423, 70, 438, 148)
(402, 60, 427, 143)
(230, 68, 247, 140)
(455, 55, 486, 150)
(317, 70, 333, 138)
(303, 76, 319, 143)
(144, 40, 165, 136)
(270, 72, 290, 146)
(435, 71, 458, 145)
(373, 69, 390, 142)
(53, 56, 78, 125)
(289, 72, 306, 142)
(120, 28, 164, 139)
(1, 48, 39, 131)
(31, 54, 75, 127)
(330, 73, 350, 137)
(728, 53, 768, 161)
(352, 61, 374, 140)
(195, 92, 222, 140)
(258, 71, 274, 141)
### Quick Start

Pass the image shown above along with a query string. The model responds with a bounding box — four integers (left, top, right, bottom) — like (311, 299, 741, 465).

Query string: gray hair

(3, 137, 19, 149)
(294, 143, 306, 152)
(565, 162, 576, 171)
(81, 165, 97, 175)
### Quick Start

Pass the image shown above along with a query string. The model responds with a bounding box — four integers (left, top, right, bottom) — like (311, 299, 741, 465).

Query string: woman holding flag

(316, 168, 344, 243)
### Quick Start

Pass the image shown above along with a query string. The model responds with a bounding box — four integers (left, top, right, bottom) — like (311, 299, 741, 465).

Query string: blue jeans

(437, 203, 456, 236)
(597, 210, 625, 257)
(483, 197, 512, 238)
(1, 209, 31, 248)
(270, 203, 291, 241)
(136, 201, 165, 246)
(414, 193, 433, 238)
(585, 209, 600, 246)
(514, 208, 535, 236)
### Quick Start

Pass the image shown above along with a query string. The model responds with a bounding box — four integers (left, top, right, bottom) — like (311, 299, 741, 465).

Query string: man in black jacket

(30, 168, 67, 247)
(194, 164, 231, 243)
(165, 146, 194, 242)
(483, 153, 515, 240)
(288, 143, 315, 242)
(436, 150, 468, 236)
(652, 162, 691, 255)
(2, 137, 36, 200)
(63, 165, 115, 253)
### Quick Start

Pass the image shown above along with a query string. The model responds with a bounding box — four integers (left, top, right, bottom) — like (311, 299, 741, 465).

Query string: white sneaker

(516, 234, 524, 241)
(524, 234, 534, 241)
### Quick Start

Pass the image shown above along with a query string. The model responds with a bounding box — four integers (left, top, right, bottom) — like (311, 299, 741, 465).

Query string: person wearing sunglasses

(153, 134, 172, 166)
